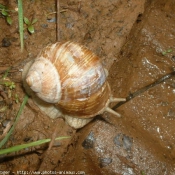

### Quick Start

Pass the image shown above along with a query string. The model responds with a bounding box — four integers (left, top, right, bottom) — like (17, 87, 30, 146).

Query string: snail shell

(23, 41, 125, 129)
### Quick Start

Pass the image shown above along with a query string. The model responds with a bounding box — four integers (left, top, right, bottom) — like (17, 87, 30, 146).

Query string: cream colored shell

(22, 41, 125, 129)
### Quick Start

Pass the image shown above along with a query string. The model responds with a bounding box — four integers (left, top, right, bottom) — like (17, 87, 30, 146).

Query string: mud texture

(0, 0, 175, 174)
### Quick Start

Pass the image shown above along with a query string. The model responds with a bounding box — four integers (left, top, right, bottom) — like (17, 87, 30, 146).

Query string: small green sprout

(24, 17, 37, 34)
(162, 48, 173, 56)
(4, 81, 15, 90)
(141, 171, 146, 175)
(15, 94, 19, 103)
(0, 4, 12, 25)
(0, 80, 16, 90)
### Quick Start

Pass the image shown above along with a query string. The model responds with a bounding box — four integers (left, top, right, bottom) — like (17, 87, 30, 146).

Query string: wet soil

(0, 0, 175, 174)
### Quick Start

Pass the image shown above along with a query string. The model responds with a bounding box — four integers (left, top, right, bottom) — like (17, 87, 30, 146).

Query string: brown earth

(0, 0, 175, 174)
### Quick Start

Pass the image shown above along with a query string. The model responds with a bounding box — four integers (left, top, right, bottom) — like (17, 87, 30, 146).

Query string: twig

(0, 121, 13, 140)
(48, 127, 59, 150)
(57, 0, 61, 41)
(112, 71, 175, 110)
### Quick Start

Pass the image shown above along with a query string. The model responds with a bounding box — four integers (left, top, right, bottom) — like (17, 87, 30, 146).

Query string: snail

(22, 41, 126, 129)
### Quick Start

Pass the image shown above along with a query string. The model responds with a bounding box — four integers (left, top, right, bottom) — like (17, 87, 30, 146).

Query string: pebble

(82, 131, 95, 149)
(47, 17, 56, 23)
(171, 55, 175, 62)
(114, 133, 133, 151)
(113, 133, 122, 147)
(123, 135, 133, 151)
(2, 119, 11, 128)
(2, 38, 11, 47)
(99, 158, 112, 168)
(41, 24, 48, 28)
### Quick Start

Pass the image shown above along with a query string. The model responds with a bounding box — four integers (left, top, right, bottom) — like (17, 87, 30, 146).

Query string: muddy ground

(0, 0, 175, 174)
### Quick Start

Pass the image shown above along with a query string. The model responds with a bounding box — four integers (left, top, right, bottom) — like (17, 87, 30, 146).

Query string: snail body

(23, 41, 125, 129)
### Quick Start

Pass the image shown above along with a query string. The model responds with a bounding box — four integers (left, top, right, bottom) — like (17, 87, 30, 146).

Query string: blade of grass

(0, 95, 28, 148)
(18, 0, 24, 51)
(0, 136, 70, 155)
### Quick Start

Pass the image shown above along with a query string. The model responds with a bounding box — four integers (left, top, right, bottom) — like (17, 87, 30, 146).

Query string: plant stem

(18, 0, 24, 52)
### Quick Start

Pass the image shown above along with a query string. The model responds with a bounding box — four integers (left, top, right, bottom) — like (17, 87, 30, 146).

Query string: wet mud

(0, 0, 175, 174)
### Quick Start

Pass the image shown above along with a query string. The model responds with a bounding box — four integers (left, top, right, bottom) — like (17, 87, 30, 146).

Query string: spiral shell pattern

(23, 41, 126, 128)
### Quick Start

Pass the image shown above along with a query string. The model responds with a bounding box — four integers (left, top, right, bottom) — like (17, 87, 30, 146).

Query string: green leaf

(0, 81, 15, 89)
(31, 18, 37, 24)
(0, 4, 5, 9)
(15, 94, 19, 103)
(9, 82, 15, 89)
(162, 51, 166, 56)
(141, 171, 146, 175)
(2, 8, 8, 16)
(23, 16, 30, 25)
(167, 49, 172, 53)
(6, 16, 12, 25)
(28, 25, 34, 34)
